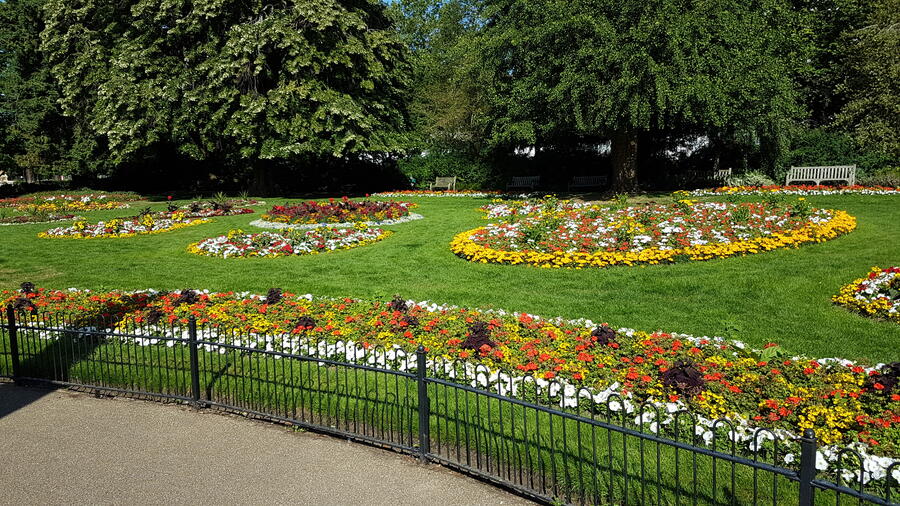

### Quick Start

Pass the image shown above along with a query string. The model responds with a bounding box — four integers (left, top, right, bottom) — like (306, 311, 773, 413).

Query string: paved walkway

(0, 383, 533, 505)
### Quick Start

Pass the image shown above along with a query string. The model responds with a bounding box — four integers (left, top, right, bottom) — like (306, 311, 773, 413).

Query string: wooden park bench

(785, 165, 856, 186)
(683, 168, 732, 186)
(507, 176, 540, 191)
(429, 176, 457, 191)
(568, 175, 608, 191)
(712, 168, 732, 184)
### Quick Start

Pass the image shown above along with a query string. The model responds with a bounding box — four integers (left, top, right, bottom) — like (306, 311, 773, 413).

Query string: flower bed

(3, 285, 899, 480)
(833, 267, 900, 324)
(38, 211, 209, 239)
(0, 192, 139, 213)
(0, 213, 78, 226)
(250, 212, 424, 230)
(372, 190, 501, 198)
(188, 226, 391, 258)
(170, 202, 254, 218)
(261, 197, 415, 225)
(689, 185, 900, 196)
(453, 199, 856, 268)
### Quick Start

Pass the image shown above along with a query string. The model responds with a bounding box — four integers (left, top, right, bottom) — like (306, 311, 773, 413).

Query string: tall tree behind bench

(477, 0, 807, 192)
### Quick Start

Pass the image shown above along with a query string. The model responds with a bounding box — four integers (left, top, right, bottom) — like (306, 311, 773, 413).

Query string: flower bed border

(833, 267, 900, 324)
(451, 209, 857, 268)
(38, 218, 210, 239)
(4, 286, 898, 483)
(690, 185, 900, 196)
(249, 212, 424, 230)
(187, 228, 393, 259)
(0, 215, 80, 226)
(373, 190, 501, 198)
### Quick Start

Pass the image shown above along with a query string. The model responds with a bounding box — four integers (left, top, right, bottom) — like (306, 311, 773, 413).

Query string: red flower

(544, 371, 556, 379)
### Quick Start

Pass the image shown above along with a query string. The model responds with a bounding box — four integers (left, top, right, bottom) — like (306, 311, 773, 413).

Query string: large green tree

(478, 0, 807, 191)
(390, 0, 488, 155)
(835, 0, 900, 160)
(39, 0, 411, 183)
(0, 0, 84, 181)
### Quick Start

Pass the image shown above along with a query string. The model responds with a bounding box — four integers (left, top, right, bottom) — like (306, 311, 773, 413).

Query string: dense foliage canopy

(0, 0, 896, 191)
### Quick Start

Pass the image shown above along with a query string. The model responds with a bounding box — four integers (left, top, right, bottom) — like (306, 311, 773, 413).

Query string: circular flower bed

(688, 185, 900, 196)
(188, 226, 391, 258)
(833, 267, 900, 324)
(1, 192, 138, 213)
(260, 197, 415, 225)
(0, 213, 78, 226)
(453, 199, 856, 268)
(38, 211, 208, 239)
(5, 285, 899, 480)
(372, 190, 501, 198)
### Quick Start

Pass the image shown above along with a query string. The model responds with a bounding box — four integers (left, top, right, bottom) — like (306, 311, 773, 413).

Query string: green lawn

(1, 193, 898, 363)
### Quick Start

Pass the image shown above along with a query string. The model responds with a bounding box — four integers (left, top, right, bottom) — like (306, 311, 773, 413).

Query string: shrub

(397, 151, 495, 190)
(726, 171, 776, 187)
(860, 167, 900, 187)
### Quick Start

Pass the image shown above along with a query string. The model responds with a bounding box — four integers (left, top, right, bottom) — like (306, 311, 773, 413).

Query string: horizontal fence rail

(1, 307, 898, 505)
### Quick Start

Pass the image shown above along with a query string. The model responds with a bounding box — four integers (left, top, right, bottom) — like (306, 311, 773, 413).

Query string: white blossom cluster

(190, 228, 387, 258)
(847, 269, 900, 316)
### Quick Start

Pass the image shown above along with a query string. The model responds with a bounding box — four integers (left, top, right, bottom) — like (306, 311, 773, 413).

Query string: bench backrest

(713, 168, 732, 181)
(433, 176, 456, 186)
(788, 165, 856, 180)
(509, 176, 540, 185)
(571, 176, 605, 185)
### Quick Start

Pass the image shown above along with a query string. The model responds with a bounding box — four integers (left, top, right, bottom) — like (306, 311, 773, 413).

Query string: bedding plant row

(834, 267, 900, 324)
(3, 285, 898, 483)
(0, 192, 140, 213)
(452, 198, 856, 268)
(38, 211, 210, 239)
(187, 225, 391, 258)
(688, 185, 900, 196)
(261, 196, 415, 225)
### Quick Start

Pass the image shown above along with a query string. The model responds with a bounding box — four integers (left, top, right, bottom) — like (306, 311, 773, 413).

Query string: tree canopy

(39, 0, 411, 167)
(474, 0, 806, 190)
(0, 0, 896, 191)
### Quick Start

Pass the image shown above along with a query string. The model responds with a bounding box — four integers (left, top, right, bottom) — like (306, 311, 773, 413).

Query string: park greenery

(0, 0, 897, 192)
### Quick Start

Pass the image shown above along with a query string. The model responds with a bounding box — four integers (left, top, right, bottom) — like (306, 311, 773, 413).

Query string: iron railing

(1, 306, 898, 505)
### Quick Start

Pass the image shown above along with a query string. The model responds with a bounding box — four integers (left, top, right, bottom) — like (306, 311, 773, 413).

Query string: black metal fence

(1, 307, 898, 505)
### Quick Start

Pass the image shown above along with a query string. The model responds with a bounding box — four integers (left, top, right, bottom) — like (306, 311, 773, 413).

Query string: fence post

(6, 305, 21, 381)
(416, 345, 430, 462)
(188, 316, 201, 408)
(798, 428, 817, 506)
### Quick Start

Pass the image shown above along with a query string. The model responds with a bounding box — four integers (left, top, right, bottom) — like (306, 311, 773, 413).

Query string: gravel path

(0, 383, 533, 505)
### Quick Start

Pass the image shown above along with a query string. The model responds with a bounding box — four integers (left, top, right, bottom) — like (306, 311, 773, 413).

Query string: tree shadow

(1, 328, 104, 420)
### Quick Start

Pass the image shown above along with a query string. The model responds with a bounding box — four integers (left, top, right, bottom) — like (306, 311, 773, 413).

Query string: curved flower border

(5, 286, 898, 484)
(187, 228, 392, 258)
(0, 215, 80, 226)
(689, 185, 900, 196)
(38, 218, 210, 239)
(451, 209, 857, 268)
(833, 267, 900, 324)
(373, 190, 501, 198)
(250, 212, 424, 230)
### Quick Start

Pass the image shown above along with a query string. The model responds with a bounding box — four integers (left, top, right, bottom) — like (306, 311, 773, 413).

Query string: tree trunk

(611, 129, 639, 193)
(248, 163, 276, 196)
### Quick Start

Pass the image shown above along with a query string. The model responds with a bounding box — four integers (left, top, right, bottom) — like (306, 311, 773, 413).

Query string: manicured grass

(0, 193, 897, 363)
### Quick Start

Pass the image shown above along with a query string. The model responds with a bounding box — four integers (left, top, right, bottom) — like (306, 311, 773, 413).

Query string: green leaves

(38, 0, 412, 165)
